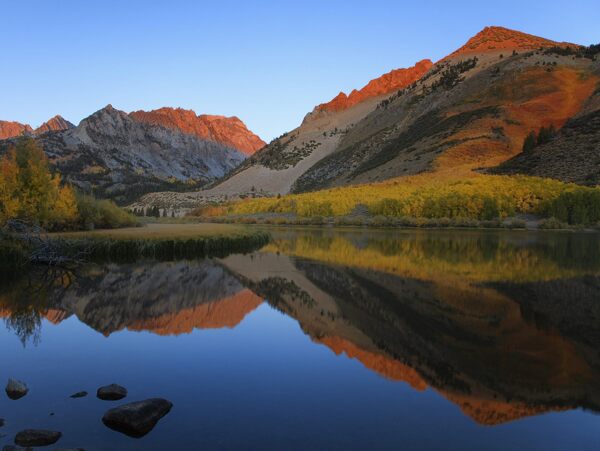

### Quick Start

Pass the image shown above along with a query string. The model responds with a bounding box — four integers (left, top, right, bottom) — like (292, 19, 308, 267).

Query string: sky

(1, 0, 599, 141)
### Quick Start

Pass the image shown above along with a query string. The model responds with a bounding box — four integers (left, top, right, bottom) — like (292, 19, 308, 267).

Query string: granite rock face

(130, 107, 265, 155)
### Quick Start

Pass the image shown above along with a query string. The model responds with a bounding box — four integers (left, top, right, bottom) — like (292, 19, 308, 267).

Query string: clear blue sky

(1, 0, 599, 141)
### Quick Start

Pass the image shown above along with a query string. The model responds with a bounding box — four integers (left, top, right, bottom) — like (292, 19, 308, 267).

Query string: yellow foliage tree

(0, 137, 78, 229)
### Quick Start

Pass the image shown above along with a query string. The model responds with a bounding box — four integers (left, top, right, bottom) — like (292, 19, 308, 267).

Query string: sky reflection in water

(1, 229, 599, 450)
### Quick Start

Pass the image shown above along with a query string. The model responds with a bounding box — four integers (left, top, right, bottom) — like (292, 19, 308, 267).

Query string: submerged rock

(14, 429, 62, 447)
(70, 391, 88, 399)
(0, 418, 4, 427)
(5, 379, 28, 400)
(97, 384, 127, 401)
(3, 445, 33, 451)
(102, 398, 173, 438)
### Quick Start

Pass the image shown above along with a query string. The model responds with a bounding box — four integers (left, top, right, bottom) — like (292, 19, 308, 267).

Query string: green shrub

(76, 195, 139, 230)
(539, 217, 569, 229)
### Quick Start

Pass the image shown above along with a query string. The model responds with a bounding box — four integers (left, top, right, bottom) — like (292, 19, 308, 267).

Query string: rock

(70, 391, 88, 399)
(14, 429, 62, 447)
(3, 445, 33, 451)
(5, 379, 28, 400)
(0, 418, 5, 427)
(97, 384, 127, 401)
(102, 398, 173, 438)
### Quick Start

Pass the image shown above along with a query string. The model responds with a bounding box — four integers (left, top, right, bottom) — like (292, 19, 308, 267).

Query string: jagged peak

(447, 25, 578, 59)
(314, 59, 433, 113)
(34, 114, 74, 134)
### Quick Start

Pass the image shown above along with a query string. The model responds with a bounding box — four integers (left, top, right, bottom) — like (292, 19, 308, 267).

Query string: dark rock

(97, 384, 127, 401)
(70, 391, 88, 399)
(5, 379, 28, 400)
(3, 445, 33, 451)
(102, 398, 173, 438)
(14, 429, 61, 447)
(0, 418, 4, 427)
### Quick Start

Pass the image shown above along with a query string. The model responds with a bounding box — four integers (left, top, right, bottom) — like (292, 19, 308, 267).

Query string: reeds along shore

(0, 230, 271, 269)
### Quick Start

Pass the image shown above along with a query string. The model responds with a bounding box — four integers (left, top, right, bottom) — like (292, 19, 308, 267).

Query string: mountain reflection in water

(1, 229, 599, 429)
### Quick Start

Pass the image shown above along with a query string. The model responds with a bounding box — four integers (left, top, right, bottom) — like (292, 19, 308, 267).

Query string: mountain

(34, 114, 74, 135)
(0, 120, 32, 139)
(137, 26, 597, 210)
(130, 107, 265, 155)
(0, 105, 246, 203)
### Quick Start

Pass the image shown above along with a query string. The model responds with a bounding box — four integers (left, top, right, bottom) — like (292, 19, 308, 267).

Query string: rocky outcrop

(34, 115, 74, 135)
(130, 107, 265, 155)
(314, 59, 433, 113)
(447, 26, 577, 59)
(0, 121, 32, 139)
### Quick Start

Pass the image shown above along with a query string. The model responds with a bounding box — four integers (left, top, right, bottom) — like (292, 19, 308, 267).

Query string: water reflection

(2, 229, 600, 427)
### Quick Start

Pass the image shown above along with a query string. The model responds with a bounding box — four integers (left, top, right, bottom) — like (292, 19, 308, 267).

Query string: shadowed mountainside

(491, 84, 600, 184)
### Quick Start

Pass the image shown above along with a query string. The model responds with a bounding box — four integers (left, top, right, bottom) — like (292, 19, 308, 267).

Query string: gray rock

(5, 379, 28, 400)
(102, 398, 173, 438)
(14, 429, 61, 447)
(97, 384, 127, 401)
(70, 391, 88, 399)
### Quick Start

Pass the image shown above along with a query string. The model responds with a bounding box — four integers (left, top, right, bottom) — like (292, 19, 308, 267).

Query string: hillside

(492, 80, 600, 184)
(135, 26, 597, 211)
(0, 105, 246, 204)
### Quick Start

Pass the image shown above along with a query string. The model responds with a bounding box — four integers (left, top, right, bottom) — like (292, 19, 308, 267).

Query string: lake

(1, 228, 599, 450)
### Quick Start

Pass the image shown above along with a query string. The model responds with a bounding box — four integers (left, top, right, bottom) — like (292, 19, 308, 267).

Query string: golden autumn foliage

(227, 172, 600, 223)
(0, 138, 77, 229)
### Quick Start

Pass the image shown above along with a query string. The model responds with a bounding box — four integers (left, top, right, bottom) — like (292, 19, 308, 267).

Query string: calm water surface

(1, 229, 600, 450)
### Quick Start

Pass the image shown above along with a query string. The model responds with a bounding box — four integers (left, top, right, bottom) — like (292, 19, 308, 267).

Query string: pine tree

(522, 131, 537, 152)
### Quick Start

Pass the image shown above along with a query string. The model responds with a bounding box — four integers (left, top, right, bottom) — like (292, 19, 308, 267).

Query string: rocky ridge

(130, 107, 265, 155)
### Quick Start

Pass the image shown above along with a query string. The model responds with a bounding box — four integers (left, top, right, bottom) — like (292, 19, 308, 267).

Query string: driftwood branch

(3, 219, 89, 268)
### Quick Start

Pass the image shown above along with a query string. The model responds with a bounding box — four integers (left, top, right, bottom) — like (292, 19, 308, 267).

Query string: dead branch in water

(2, 219, 89, 267)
